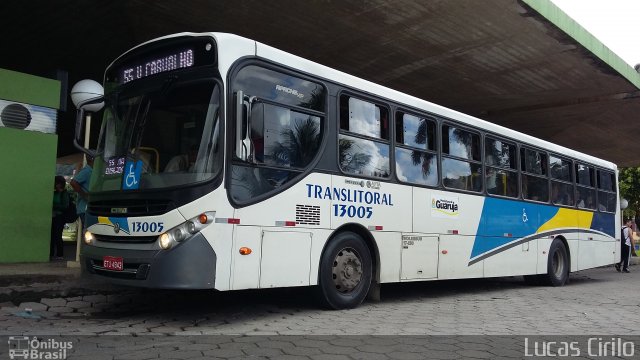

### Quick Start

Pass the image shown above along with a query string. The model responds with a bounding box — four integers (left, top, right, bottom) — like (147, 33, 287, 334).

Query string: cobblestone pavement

(0, 266, 639, 359)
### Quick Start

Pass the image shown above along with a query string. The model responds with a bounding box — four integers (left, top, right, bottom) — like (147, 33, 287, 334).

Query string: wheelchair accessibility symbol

(522, 208, 529, 223)
(123, 160, 142, 190)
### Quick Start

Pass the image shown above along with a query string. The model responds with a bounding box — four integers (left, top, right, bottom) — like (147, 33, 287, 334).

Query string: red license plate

(103, 256, 123, 271)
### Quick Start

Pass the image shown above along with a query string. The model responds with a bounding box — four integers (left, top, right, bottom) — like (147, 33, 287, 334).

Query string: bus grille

(94, 234, 158, 243)
(296, 204, 320, 225)
(88, 199, 173, 217)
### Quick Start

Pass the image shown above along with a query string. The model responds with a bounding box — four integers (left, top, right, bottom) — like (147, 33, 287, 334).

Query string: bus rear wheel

(317, 231, 372, 310)
(543, 239, 569, 286)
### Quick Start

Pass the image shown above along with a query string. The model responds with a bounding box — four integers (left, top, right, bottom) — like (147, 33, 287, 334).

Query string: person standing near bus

(70, 153, 93, 228)
(51, 176, 69, 260)
(616, 218, 634, 273)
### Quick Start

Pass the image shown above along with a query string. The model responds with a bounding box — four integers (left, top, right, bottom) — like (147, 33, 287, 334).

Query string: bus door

(400, 233, 439, 280)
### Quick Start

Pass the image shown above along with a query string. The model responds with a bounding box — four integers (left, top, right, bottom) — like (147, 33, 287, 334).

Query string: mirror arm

(73, 97, 103, 157)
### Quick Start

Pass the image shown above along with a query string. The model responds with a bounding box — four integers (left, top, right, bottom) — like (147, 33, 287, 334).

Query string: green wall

(0, 68, 61, 108)
(0, 67, 60, 263)
(0, 128, 58, 262)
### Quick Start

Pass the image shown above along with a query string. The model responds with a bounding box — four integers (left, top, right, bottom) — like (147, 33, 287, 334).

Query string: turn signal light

(239, 247, 252, 255)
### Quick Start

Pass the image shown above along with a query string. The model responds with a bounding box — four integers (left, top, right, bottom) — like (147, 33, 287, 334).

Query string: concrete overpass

(2, 0, 639, 166)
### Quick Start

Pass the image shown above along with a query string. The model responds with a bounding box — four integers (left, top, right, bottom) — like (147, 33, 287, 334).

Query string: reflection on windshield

(91, 79, 221, 192)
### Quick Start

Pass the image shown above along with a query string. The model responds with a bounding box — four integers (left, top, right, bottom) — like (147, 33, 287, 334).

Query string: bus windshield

(90, 77, 222, 192)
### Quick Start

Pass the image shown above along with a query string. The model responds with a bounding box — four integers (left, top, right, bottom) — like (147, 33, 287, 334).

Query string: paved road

(1, 266, 639, 359)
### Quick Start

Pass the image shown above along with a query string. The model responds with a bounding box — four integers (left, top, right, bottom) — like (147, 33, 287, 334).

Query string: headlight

(84, 231, 95, 245)
(157, 212, 214, 250)
(159, 233, 174, 250)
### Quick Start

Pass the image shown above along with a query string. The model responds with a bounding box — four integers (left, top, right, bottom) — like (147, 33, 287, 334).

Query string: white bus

(73, 33, 620, 309)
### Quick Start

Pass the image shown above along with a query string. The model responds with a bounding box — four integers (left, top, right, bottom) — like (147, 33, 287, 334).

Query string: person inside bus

(165, 145, 198, 172)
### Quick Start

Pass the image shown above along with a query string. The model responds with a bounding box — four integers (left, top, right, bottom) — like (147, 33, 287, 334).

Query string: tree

(619, 167, 640, 219)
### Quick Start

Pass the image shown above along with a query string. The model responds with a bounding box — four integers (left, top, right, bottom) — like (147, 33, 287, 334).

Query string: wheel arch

(321, 223, 381, 283)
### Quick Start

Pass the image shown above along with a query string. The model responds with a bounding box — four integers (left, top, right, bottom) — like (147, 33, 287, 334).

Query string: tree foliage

(619, 167, 640, 218)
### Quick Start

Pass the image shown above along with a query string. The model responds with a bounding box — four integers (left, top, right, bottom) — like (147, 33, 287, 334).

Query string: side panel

(438, 235, 483, 279)
(260, 230, 312, 288)
(231, 225, 262, 290)
(401, 234, 439, 280)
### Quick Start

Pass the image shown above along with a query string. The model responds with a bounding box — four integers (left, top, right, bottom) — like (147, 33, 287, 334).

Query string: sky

(551, 0, 640, 67)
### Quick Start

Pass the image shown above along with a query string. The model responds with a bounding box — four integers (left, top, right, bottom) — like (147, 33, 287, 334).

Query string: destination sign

(121, 49, 194, 84)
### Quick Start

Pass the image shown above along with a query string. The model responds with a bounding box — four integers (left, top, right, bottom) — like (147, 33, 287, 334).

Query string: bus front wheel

(317, 231, 372, 310)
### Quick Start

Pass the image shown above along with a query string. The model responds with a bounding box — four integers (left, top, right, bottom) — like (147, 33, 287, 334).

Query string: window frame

(337, 92, 392, 180)
(393, 109, 440, 187)
(549, 154, 575, 208)
(484, 135, 519, 199)
(226, 60, 329, 207)
(575, 162, 597, 211)
(440, 121, 483, 193)
(520, 145, 550, 204)
(596, 168, 617, 213)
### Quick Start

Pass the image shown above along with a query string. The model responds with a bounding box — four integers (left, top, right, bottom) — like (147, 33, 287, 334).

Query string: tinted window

(521, 148, 547, 175)
(395, 148, 437, 186)
(230, 66, 326, 203)
(340, 96, 389, 139)
(339, 134, 390, 178)
(485, 138, 516, 169)
(576, 164, 594, 187)
(523, 174, 549, 202)
(551, 182, 574, 206)
(442, 125, 480, 161)
(550, 155, 572, 182)
(339, 96, 390, 179)
(442, 158, 482, 192)
(486, 168, 519, 198)
(396, 112, 435, 150)
(576, 186, 596, 210)
(233, 65, 325, 111)
(250, 103, 321, 169)
(598, 170, 615, 191)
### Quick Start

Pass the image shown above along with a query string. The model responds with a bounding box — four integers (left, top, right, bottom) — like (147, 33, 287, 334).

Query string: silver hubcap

(332, 248, 363, 293)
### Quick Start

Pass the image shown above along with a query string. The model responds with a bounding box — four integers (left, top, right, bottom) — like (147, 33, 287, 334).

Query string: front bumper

(81, 233, 216, 289)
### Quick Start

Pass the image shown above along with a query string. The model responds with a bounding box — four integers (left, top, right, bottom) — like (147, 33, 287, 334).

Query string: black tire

(317, 231, 372, 310)
(543, 239, 570, 286)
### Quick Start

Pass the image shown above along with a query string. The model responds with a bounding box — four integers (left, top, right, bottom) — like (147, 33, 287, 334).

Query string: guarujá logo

(431, 197, 459, 217)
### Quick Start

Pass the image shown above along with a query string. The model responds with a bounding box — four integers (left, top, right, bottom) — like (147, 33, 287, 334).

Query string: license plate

(103, 256, 123, 271)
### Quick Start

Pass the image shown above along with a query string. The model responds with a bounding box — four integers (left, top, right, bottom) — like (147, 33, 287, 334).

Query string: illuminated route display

(121, 49, 194, 83)
(107, 36, 217, 85)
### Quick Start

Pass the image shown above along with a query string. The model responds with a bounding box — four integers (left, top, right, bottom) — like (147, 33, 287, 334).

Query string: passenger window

(250, 103, 322, 169)
(485, 137, 518, 198)
(576, 164, 594, 187)
(442, 125, 482, 192)
(394, 112, 438, 186)
(442, 125, 480, 161)
(549, 155, 573, 206)
(339, 95, 390, 178)
(549, 156, 572, 182)
(340, 96, 388, 140)
(575, 163, 596, 210)
(597, 170, 616, 212)
(521, 147, 549, 202)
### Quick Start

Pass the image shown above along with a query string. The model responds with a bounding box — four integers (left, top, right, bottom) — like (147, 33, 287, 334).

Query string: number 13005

(131, 221, 164, 233)
(333, 204, 373, 219)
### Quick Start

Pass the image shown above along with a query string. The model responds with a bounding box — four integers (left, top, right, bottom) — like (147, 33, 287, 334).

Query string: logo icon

(8, 336, 29, 360)
(522, 208, 529, 223)
(123, 160, 142, 190)
(114, 223, 120, 234)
